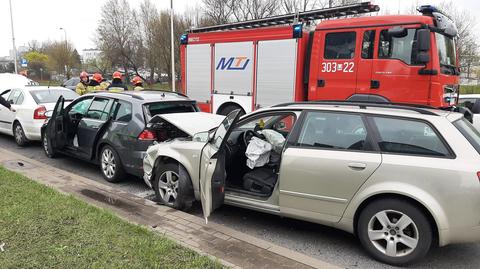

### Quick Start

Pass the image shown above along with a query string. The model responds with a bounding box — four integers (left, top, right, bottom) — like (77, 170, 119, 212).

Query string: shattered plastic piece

(0, 242, 5, 252)
(246, 137, 272, 169)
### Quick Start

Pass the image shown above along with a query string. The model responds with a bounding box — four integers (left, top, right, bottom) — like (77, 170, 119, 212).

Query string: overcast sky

(0, 0, 478, 57)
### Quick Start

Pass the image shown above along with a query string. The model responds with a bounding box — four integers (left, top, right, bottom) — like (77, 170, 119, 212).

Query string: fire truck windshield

(435, 33, 457, 75)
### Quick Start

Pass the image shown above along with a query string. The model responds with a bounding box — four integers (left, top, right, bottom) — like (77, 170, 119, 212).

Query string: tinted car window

(86, 98, 113, 120)
(324, 32, 356, 59)
(113, 101, 132, 122)
(297, 112, 368, 150)
(30, 89, 78, 103)
(144, 102, 198, 120)
(372, 117, 450, 157)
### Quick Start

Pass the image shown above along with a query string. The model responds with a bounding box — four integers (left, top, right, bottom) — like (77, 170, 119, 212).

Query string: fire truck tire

(217, 104, 245, 116)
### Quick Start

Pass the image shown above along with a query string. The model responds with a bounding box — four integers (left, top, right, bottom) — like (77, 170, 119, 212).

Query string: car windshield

(435, 33, 457, 75)
(454, 118, 480, 154)
(30, 89, 79, 104)
(144, 102, 198, 121)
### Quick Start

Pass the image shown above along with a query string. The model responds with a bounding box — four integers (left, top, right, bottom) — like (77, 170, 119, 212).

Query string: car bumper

(23, 120, 45, 141)
(440, 225, 480, 246)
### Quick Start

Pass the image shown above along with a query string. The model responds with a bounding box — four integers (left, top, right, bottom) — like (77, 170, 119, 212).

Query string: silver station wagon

(143, 102, 480, 266)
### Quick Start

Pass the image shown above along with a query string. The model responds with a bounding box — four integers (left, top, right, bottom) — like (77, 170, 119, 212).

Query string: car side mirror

(471, 100, 480, 114)
(417, 29, 431, 51)
(388, 26, 407, 38)
(9, 100, 14, 105)
(275, 121, 286, 130)
(208, 130, 215, 143)
(416, 51, 430, 64)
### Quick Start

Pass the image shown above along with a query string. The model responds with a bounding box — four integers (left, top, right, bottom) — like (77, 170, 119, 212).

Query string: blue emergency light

(417, 5, 440, 14)
(293, 24, 303, 38)
(180, 34, 188, 45)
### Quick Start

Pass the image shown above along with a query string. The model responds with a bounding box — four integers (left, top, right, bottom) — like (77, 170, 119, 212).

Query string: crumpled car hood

(149, 112, 225, 136)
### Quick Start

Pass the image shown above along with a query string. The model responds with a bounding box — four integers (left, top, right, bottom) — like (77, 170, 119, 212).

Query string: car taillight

(34, 106, 47, 120)
(477, 172, 480, 183)
(138, 130, 157, 141)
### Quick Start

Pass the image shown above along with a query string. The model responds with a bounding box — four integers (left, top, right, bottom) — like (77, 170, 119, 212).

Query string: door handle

(317, 79, 325, 87)
(370, 80, 380, 89)
(92, 126, 99, 130)
(348, 162, 367, 170)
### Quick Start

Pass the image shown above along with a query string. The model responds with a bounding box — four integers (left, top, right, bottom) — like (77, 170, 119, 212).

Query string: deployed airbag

(261, 129, 285, 153)
(245, 137, 272, 169)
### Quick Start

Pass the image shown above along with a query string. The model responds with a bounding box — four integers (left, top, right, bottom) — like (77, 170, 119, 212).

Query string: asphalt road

(1, 133, 479, 269)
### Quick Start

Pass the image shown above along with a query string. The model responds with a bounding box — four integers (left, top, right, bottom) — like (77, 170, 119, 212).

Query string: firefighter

(87, 73, 107, 92)
(131, 76, 144, 91)
(107, 71, 128, 92)
(75, 71, 90, 96)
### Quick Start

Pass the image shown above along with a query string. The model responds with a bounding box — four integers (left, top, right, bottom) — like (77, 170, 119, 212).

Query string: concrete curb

(0, 148, 341, 269)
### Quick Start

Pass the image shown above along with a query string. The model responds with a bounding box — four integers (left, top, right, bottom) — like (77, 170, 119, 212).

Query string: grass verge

(460, 85, 480, 94)
(0, 167, 223, 269)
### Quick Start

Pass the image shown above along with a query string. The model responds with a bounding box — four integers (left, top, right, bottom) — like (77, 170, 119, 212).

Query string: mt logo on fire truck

(216, 57, 250, 70)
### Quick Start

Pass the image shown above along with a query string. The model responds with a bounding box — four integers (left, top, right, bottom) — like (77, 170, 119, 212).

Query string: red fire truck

(180, 2, 459, 115)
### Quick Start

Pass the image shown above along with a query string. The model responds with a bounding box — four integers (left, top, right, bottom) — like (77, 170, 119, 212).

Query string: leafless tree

(140, 0, 159, 83)
(202, 0, 234, 24)
(97, 0, 144, 80)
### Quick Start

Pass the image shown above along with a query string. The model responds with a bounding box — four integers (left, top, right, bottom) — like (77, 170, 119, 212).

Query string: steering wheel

(243, 130, 264, 147)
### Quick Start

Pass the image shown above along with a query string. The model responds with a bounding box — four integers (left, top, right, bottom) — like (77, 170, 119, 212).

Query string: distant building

(82, 49, 102, 63)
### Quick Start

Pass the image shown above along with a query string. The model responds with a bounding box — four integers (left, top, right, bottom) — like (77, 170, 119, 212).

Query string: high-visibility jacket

(133, 86, 144, 91)
(75, 82, 88, 96)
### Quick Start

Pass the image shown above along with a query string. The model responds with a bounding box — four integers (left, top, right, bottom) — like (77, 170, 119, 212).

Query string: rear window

(31, 89, 78, 104)
(454, 118, 480, 154)
(144, 102, 198, 120)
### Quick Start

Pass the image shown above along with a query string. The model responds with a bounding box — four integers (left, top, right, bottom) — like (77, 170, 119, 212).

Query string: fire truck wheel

(218, 105, 245, 116)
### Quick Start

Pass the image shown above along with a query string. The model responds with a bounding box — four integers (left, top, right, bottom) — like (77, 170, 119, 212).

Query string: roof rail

(91, 90, 188, 100)
(271, 100, 438, 116)
(188, 2, 379, 33)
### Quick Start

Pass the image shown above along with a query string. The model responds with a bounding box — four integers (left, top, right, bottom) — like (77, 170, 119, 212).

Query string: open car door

(199, 110, 241, 223)
(46, 96, 66, 152)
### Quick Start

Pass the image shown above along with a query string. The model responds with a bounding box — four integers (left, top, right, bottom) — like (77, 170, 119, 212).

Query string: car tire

(42, 133, 56, 158)
(217, 105, 245, 116)
(13, 122, 29, 147)
(153, 162, 194, 211)
(357, 198, 433, 266)
(100, 145, 125, 183)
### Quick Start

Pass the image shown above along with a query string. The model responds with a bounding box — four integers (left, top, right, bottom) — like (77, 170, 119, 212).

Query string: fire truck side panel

(185, 44, 212, 109)
(256, 39, 298, 109)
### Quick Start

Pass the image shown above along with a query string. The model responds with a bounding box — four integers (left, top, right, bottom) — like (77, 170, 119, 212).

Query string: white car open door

(199, 110, 241, 223)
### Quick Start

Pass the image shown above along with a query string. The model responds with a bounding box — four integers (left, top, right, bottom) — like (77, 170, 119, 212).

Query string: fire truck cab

(180, 3, 459, 114)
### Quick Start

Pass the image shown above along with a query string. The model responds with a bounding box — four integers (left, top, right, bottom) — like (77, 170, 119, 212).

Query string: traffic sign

(21, 58, 28, 67)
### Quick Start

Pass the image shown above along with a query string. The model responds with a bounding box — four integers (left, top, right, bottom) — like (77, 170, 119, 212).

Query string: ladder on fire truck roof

(188, 2, 380, 33)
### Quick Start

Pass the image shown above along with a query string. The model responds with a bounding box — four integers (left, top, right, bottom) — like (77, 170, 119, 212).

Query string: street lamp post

(170, 0, 176, 92)
(59, 27, 68, 78)
(9, 0, 18, 74)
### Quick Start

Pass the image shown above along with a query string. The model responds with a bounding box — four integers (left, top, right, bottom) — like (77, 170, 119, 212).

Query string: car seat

(243, 167, 278, 195)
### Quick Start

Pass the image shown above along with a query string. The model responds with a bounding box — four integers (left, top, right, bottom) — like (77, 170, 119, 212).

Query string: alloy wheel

(43, 135, 50, 154)
(157, 170, 179, 204)
(367, 210, 419, 257)
(101, 148, 116, 179)
(15, 125, 24, 144)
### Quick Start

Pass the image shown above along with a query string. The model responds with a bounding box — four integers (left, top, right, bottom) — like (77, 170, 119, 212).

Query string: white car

(0, 86, 78, 146)
(0, 73, 38, 92)
(458, 94, 480, 130)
